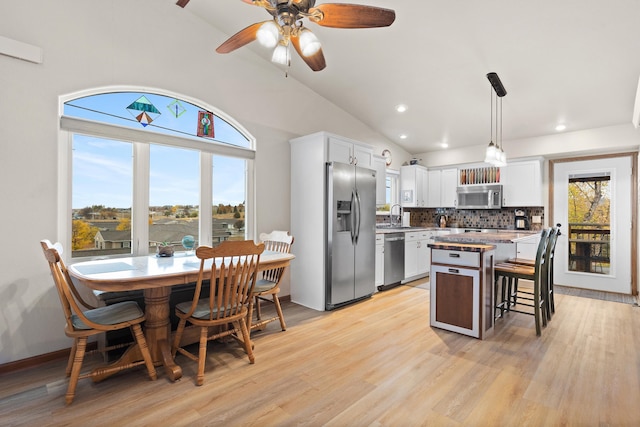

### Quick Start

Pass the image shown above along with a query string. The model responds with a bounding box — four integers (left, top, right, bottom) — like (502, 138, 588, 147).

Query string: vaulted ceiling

(179, 0, 640, 155)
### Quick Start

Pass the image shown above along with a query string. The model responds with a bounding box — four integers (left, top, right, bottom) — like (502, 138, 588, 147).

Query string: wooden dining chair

(40, 240, 157, 405)
(494, 228, 550, 336)
(247, 230, 294, 333)
(171, 240, 264, 386)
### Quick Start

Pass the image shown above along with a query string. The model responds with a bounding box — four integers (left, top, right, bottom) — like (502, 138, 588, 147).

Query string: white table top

(68, 250, 295, 292)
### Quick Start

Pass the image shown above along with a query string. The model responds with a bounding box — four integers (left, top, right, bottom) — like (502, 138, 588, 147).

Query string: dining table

(67, 249, 295, 382)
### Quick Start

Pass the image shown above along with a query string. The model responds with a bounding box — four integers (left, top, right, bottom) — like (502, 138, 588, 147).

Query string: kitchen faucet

(390, 204, 402, 227)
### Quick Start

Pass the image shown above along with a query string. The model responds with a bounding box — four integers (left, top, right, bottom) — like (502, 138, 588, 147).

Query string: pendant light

(485, 72, 507, 167)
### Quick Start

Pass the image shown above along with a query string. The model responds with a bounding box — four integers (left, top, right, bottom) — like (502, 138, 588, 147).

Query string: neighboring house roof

(95, 219, 236, 245)
(95, 230, 131, 242)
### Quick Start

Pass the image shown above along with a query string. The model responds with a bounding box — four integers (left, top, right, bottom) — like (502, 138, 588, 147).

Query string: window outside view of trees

(567, 174, 611, 274)
(381, 171, 399, 212)
(64, 91, 252, 258)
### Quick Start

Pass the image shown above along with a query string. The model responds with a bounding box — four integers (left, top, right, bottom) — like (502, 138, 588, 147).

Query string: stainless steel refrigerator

(325, 161, 376, 310)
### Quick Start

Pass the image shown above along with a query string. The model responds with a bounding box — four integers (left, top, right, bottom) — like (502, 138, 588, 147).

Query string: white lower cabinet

(375, 234, 384, 287)
(404, 230, 431, 280)
(515, 233, 541, 259)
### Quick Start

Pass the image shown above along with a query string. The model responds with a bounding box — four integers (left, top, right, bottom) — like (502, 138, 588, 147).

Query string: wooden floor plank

(1, 281, 640, 425)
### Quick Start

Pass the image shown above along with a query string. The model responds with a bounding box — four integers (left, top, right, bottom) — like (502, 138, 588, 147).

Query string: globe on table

(181, 235, 195, 255)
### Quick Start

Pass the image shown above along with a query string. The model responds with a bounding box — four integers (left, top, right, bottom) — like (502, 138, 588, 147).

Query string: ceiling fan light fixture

(257, 21, 280, 48)
(271, 40, 290, 65)
(298, 29, 322, 57)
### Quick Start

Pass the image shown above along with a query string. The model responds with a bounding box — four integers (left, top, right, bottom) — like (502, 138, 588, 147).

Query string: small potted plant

(157, 242, 174, 257)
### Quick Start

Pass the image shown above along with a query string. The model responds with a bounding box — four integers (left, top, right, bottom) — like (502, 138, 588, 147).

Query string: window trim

(58, 86, 256, 262)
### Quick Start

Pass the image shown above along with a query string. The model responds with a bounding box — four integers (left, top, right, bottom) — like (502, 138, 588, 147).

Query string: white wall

(416, 123, 640, 167)
(0, 0, 409, 364)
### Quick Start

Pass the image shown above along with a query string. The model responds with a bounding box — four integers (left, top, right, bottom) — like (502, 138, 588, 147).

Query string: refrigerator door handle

(350, 190, 357, 244)
(354, 189, 361, 244)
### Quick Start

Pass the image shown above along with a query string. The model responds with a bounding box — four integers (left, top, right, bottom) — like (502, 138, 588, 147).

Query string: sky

(66, 92, 249, 209)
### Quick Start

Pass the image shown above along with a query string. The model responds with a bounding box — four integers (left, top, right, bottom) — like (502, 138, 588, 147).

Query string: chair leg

(66, 337, 87, 405)
(66, 340, 77, 377)
(493, 274, 504, 319)
(493, 274, 499, 319)
(509, 278, 519, 309)
(196, 326, 208, 386)
(500, 277, 507, 316)
(533, 281, 542, 337)
(272, 294, 287, 331)
(238, 319, 255, 364)
(255, 295, 262, 323)
(130, 324, 157, 381)
(246, 297, 255, 332)
(172, 318, 187, 357)
(549, 265, 556, 314)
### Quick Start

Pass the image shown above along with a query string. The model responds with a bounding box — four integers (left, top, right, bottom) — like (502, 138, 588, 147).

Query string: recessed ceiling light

(440, 142, 449, 148)
(395, 104, 408, 113)
(555, 124, 566, 131)
(399, 134, 408, 140)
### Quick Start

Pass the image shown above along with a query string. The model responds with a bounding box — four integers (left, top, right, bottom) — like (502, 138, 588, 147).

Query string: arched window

(59, 88, 255, 259)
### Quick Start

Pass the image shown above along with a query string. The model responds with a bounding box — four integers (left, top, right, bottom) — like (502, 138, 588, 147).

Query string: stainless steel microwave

(456, 184, 502, 209)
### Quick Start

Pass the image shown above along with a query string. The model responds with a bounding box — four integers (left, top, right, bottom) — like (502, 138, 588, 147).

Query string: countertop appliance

(382, 232, 405, 290)
(456, 184, 503, 210)
(514, 209, 530, 230)
(326, 161, 377, 310)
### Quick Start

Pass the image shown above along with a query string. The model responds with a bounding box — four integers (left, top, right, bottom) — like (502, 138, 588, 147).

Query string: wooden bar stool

(506, 226, 559, 320)
(494, 228, 550, 336)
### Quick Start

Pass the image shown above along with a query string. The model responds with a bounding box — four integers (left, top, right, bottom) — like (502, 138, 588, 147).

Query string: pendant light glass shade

(484, 141, 497, 163)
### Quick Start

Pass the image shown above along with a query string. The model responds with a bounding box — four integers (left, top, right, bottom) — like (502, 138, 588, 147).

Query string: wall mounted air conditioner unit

(633, 75, 640, 129)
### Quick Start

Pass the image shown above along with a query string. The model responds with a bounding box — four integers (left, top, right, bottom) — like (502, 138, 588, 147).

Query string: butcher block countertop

(434, 231, 539, 244)
(428, 242, 496, 252)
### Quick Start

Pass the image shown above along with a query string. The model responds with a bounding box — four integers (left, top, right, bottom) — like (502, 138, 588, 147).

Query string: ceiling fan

(176, 0, 396, 71)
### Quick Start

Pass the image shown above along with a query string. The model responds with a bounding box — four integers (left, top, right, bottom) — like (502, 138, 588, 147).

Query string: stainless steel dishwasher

(381, 232, 405, 290)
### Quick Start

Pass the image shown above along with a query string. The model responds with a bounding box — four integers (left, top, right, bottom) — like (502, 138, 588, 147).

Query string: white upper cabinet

(426, 169, 441, 207)
(426, 168, 458, 208)
(401, 164, 428, 207)
(441, 168, 458, 208)
(328, 136, 373, 169)
(502, 159, 543, 207)
(373, 154, 386, 206)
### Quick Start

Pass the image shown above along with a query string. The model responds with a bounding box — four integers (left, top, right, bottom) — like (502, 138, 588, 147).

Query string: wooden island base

(428, 242, 496, 339)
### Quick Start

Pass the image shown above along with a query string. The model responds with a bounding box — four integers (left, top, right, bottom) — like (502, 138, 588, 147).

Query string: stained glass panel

(64, 92, 250, 148)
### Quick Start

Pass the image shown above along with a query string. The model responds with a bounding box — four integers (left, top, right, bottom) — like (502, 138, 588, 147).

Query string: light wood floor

(2, 281, 640, 426)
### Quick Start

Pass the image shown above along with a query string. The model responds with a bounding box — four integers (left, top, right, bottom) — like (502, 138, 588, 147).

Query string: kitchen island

(428, 242, 496, 339)
(434, 230, 539, 261)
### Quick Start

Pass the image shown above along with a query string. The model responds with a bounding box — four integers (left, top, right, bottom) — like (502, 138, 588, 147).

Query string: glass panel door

(553, 157, 632, 293)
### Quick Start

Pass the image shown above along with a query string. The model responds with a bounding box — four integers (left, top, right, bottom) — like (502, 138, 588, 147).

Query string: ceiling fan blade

(216, 21, 267, 54)
(309, 4, 396, 28)
(179, 0, 256, 7)
(291, 33, 326, 71)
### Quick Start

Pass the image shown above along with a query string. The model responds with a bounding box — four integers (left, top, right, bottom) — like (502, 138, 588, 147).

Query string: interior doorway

(550, 153, 637, 295)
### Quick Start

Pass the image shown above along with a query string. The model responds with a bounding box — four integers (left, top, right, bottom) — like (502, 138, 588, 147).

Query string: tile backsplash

(399, 207, 545, 230)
